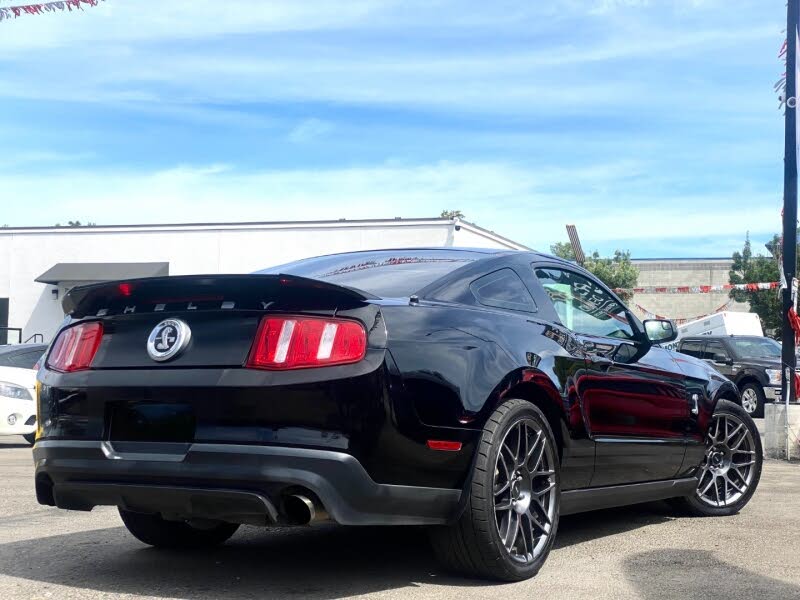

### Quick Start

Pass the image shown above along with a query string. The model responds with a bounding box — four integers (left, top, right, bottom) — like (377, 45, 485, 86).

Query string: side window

(534, 266, 634, 339)
(469, 268, 536, 313)
(702, 341, 729, 362)
(680, 340, 703, 358)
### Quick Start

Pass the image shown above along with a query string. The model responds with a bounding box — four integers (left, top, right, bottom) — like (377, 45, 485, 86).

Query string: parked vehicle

(677, 335, 782, 418)
(663, 311, 763, 351)
(0, 344, 46, 445)
(32, 249, 762, 581)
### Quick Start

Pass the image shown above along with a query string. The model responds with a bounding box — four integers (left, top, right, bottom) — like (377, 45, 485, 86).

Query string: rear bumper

(32, 440, 461, 526)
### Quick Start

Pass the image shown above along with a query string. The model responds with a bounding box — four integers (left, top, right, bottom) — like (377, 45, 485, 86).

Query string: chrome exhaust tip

(283, 494, 327, 525)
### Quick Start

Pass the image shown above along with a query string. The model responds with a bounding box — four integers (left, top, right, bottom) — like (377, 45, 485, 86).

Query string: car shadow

(623, 549, 800, 599)
(0, 436, 33, 449)
(555, 500, 676, 548)
(0, 501, 682, 599)
(0, 523, 488, 599)
(0, 442, 32, 449)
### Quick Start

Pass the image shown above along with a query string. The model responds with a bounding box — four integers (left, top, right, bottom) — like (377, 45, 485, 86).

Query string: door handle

(689, 393, 700, 415)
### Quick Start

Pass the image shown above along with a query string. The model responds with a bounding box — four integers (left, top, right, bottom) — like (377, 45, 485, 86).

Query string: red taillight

(427, 440, 463, 452)
(46, 322, 104, 373)
(247, 316, 367, 370)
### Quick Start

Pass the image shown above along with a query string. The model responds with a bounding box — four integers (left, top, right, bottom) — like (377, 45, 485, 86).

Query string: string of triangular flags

(0, 0, 103, 22)
(612, 281, 780, 295)
(777, 31, 788, 108)
(633, 299, 734, 326)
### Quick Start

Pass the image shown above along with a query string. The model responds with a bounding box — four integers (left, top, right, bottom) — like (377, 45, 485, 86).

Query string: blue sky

(0, 0, 788, 257)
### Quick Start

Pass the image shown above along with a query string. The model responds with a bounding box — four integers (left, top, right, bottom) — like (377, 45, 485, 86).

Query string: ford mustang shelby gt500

(32, 248, 762, 581)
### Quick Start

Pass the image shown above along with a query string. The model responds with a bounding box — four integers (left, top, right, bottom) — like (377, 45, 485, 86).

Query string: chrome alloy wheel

(493, 418, 557, 564)
(741, 388, 758, 415)
(697, 413, 757, 507)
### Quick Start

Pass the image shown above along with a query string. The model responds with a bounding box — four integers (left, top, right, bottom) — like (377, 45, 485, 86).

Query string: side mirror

(643, 319, 678, 344)
(713, 353, 733, 366)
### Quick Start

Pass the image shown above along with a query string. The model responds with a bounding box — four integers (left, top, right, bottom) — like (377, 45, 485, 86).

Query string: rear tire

(671, 400, 762, 517)
(429, 399, 560, 581)
(739, 382, 765, 418)
(119, 508, 239, 549)
(22, 433, 36, 446)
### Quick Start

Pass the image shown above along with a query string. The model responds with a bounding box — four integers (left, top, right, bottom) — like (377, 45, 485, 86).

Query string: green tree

(729, 233, 783, 336)
(549, 241, 575, 261)
(549, 243, 639, 301)
(440, 209, 464, 219)
(55, 221, 97, 227)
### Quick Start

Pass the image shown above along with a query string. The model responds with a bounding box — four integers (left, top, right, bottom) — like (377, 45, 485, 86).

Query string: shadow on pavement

(623, 549, 800, 599)
(556, 500, 676, 548)
(0, 523, 485, 599)
(0, 501, 685, 598)
(0, 442, 32, 449)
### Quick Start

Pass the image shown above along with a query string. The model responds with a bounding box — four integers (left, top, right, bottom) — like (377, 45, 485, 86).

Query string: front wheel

(672, 400, 762, 517)
(119, 509, 240, 549)
(739, 382, 765, 418)
(429, 399, 560, 581)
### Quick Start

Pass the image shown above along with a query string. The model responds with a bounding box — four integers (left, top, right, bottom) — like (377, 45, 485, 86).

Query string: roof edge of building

(0, 217, 458, 234)
(455, 219, 532, 251)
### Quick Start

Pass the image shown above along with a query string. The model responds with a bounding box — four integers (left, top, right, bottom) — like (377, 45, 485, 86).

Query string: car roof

(260, 246, 576, 265)
(257, 247, 591, 299)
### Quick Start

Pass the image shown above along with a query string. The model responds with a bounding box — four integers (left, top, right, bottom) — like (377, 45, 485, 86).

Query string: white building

(0, 217, 528, 344)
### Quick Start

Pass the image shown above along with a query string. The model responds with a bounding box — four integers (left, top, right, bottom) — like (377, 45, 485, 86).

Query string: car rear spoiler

(62, 274, 377, 318)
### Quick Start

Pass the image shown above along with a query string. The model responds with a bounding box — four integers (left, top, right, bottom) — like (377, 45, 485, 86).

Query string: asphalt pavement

(1, 434, 798, 600)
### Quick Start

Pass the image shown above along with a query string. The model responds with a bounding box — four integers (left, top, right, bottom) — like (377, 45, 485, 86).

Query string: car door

(701, 340, 735, 379)
(532, 264, 689, 487)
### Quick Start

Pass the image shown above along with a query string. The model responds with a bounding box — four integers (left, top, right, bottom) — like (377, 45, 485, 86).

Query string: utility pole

(565, 225, 586, 266)
(781, 0, 799, 459)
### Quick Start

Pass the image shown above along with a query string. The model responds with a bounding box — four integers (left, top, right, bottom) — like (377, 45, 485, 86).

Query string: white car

(0, 344, 46, 445)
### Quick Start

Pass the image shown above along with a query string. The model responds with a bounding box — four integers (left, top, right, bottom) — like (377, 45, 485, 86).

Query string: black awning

(35, 262, 169, 285)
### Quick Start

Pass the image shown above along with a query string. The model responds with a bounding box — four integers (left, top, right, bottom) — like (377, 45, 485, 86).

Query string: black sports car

(32, 248, 762, 581)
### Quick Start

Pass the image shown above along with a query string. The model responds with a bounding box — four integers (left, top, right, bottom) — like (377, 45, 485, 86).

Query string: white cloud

(0, 161, 779, 254)
(590, 0, 652, 15)
(0, 0, 775, 114)
(0, 0, 780, 261)
(0, 1, 391, 50)
(288, 119, 334, 143)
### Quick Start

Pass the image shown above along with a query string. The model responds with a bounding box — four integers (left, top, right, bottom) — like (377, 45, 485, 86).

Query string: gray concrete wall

(630, 258, 751, 322)
(764, 404, 800, 460)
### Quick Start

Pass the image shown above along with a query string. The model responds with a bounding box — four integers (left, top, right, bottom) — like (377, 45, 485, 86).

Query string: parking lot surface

(1, 435, 798, 600)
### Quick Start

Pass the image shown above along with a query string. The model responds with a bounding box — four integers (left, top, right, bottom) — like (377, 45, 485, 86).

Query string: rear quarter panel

(381, 302, 593, 489)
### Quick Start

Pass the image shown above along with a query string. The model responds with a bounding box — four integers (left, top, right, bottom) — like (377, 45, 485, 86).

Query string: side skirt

(560, 477, 698, 516)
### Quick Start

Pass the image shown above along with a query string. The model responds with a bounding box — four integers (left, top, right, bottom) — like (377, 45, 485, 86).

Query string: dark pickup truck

(676, 335, 782, 417)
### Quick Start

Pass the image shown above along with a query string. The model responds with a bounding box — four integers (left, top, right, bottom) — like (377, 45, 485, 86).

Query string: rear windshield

(257, 250, 485, 297)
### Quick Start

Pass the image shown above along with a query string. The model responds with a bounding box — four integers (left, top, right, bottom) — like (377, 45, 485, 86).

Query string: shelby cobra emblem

(146, 319, 191, 362)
